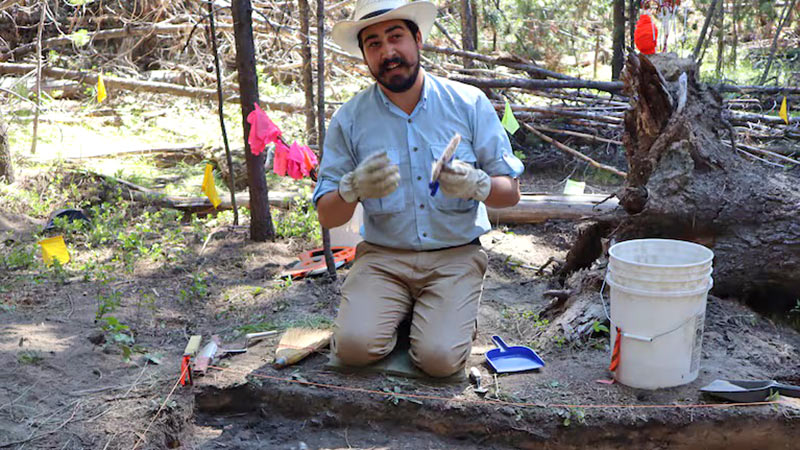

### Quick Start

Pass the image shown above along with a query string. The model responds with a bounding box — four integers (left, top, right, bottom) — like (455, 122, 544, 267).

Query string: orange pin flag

(201, 164, 222, 208)
(779, 96, 789, 125)
(96, 74, 107, 103)
(38, 236, 70, 266)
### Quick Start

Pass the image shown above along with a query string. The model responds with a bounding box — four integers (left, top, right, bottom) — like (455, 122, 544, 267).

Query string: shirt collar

(374, 69, 429, 117)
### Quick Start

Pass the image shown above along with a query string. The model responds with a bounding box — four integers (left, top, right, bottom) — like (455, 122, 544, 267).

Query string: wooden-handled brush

(429, 133, 461, 196)
(273, 328, 333, 369)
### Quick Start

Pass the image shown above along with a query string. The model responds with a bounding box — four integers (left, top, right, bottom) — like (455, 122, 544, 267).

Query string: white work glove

(436, 160, 491, 202)
(338, 152, 400, 203)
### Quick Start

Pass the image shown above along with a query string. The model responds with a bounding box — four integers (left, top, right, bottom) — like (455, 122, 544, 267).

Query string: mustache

(379, 57, 409, 75)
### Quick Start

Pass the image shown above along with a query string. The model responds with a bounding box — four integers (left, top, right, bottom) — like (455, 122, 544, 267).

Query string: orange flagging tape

(609, 326, 621, 372)
(206, 365, 783, 410)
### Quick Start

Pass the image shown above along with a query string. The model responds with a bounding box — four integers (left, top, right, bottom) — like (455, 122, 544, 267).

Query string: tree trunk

(731, 0, 739, 70)
(460, 0, 476, 67)
(232, 0, 274, 241)
(299, 0, 316, 145)
(611, 0, 625, 80)
(715, 0, 725, 77)
(627, 0, 638, 49)
(317, 0, 335, 278)
(0, 116, 13, 183)
(693, 0, 719, 62)
(565, 53, 800, 314)
(758, 0, 798, 85)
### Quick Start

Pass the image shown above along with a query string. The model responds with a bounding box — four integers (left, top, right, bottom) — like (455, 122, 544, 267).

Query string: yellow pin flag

(201, 164, 222, 208)
(501, 100, 520, 135)
(38, 236, 70, 266)
(96, 74, 107, 103)
(563, 179, 586, 195)
(779, 96, 789, 125)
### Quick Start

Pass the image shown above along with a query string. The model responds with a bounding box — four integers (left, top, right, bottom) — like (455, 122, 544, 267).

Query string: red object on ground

(180, 355, 192, 386)
(282, 246, 356, 279)
(634, 14, 658, 55)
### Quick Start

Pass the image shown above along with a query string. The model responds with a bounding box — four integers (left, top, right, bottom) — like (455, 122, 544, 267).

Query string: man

(313, 0, 524, 377)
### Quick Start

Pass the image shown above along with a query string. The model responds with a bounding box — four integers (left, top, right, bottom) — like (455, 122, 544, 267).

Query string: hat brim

(332, 2, 438, 57)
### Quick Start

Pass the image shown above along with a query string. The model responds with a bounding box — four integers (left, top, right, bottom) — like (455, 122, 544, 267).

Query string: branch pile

(0, 0, 797, 174)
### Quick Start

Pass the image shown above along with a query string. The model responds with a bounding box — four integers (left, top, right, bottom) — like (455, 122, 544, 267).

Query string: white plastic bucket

(606, 239, 714, 389)
(608, 239, 713, 276)
(607, 266, 713, 292)
(329, 203, 364, 248)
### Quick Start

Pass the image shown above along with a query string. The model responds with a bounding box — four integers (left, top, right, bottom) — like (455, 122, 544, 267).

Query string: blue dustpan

(486, 335, 545, 373)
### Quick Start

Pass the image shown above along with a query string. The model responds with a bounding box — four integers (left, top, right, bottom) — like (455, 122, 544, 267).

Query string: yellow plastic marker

(201, 164, 222, 208)
(38, 236, 70, 266)
(96, 74, 107, 103)
(779, 96, 789, 125)
(501, 99, 520, 135)
(564, 179, 586, 195)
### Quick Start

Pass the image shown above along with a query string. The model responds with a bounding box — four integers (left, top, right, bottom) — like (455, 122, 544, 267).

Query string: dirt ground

(2, 168, 800, 450)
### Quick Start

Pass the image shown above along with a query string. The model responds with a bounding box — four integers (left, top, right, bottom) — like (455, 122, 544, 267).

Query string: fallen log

(450, 74, 625, 94)
(491, 102, 624, 124)
(730, 110, 800, 125)
(2, 23, 194, 62)
(487, 194, 619, 224)
(0, 62, 305, 113)
(422, 44, 574, 80)
(566, 52, 800, 313)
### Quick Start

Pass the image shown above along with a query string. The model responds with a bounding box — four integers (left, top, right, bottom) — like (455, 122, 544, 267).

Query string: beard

(371, 54, 421, 93)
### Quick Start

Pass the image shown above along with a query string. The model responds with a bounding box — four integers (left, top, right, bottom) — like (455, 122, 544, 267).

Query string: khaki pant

(332, 241, 488, 377)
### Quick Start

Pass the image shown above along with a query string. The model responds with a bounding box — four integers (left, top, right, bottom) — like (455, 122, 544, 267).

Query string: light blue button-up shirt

(313, 72, 524, 251)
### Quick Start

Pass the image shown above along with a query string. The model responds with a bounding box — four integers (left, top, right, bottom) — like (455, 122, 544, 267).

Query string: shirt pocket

(360, 147, 406, 216)
(429, 143, 478, 212)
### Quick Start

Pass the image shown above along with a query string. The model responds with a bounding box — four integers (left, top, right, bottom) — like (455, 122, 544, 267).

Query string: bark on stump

(565, 53, 800, 313)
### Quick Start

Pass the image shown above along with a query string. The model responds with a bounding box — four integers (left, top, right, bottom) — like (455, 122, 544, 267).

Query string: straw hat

(332, 0, 437, 57)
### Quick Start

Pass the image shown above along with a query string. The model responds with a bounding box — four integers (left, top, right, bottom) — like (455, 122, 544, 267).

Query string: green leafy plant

(560, 408, 586, 427)
(179, 273, 209, 303)
(95, 290, 122, 321)
(275, 276, 294, 291)
(100, 316, 135, 361)
(69, 29, 91, 47)
(383, 386, 423, 406)
(17, 350, 44, 365)
(273, 187, 321, 244)
(3, 245, 35, 270)
(592, 320, 609, 334)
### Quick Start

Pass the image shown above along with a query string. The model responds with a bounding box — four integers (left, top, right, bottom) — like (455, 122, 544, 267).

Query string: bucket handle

(600, 275, 712, 343)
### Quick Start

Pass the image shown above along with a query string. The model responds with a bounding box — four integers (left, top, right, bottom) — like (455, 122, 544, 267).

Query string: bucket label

(690, 311, 705, 373)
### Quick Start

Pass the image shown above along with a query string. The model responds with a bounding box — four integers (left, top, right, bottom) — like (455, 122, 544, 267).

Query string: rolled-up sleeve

(471, 93, 524, 178)
(312, 114, 357, 207)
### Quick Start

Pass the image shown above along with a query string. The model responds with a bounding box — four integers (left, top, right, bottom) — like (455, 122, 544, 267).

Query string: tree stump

(565, 53, 800, 313)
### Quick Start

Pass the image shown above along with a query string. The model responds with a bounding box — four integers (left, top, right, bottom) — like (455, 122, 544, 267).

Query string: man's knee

(332, 327, 391, 366)
(412, 343, 467, 378)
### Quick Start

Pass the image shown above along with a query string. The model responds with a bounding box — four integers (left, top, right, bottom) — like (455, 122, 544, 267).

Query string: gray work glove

(338, 152, 400, 203)
(436, 160, 491, 202)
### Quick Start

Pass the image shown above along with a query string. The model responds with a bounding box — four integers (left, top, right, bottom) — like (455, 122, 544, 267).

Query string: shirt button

(413, 147, 418, 152)
(423, 232, 427, 237)
(407, 119, 412, 123)
(419, 204, 424, 209)
(416, 176, 421, 181)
